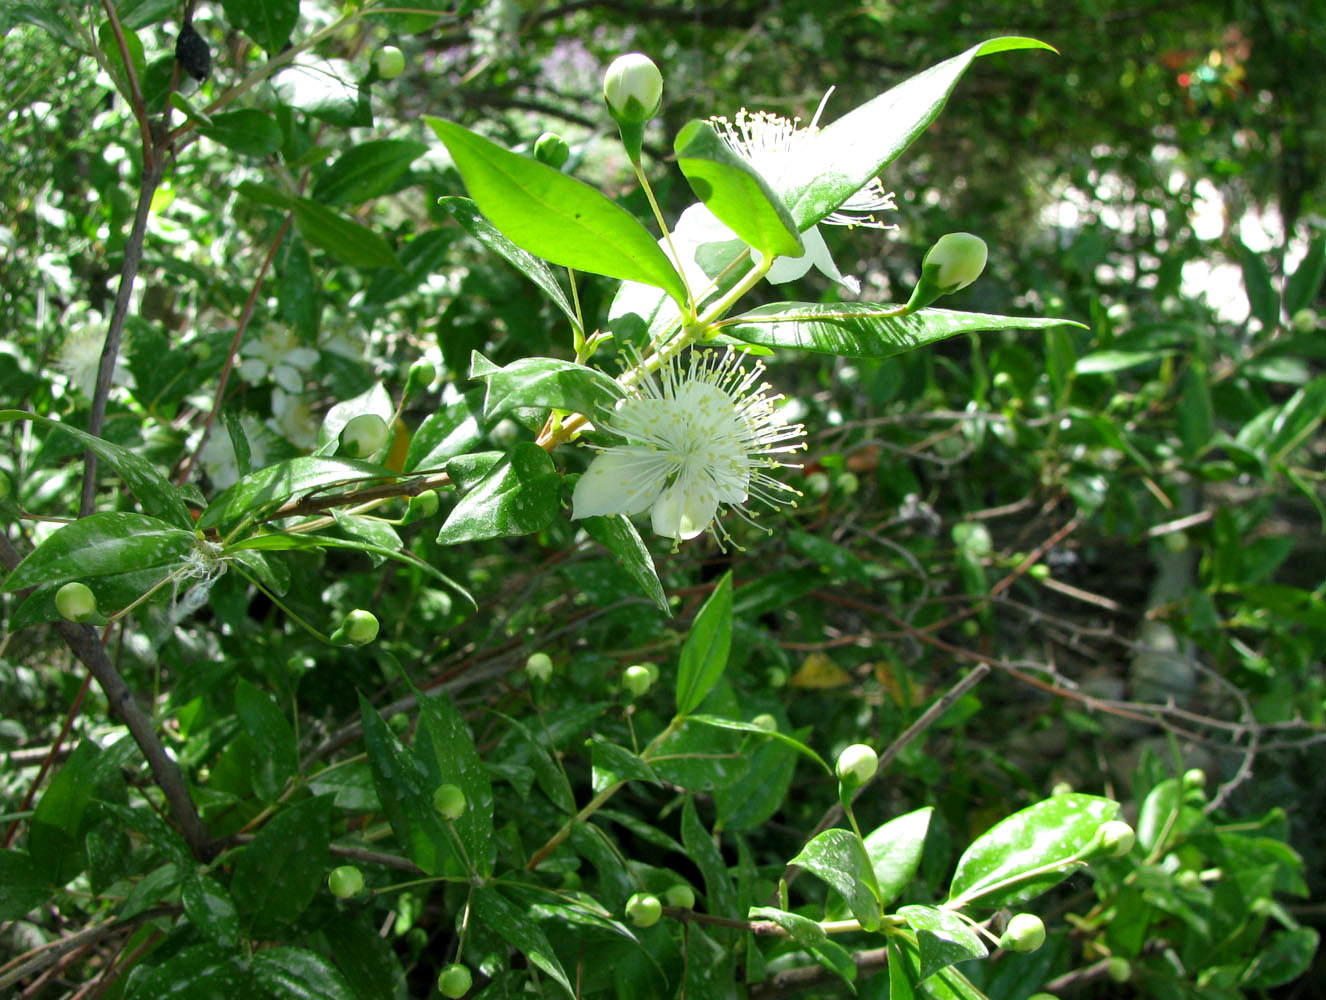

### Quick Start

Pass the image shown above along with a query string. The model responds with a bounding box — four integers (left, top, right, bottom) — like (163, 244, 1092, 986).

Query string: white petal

(273, 364, 305, 394)
(572, 449, 670, 519)
(650, 480, 719, 540)
(767, 225, 859, 294)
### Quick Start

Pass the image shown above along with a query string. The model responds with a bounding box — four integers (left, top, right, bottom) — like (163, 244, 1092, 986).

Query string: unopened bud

(664, 883, 695, 909)
(328, 864, 365, 898)
(332, 609, 379, 646)
(603, 53, 662, 124)
(999, 912, 1046, 952)
(1291, 307, 1318, 333)
(401, 489, 440, 525)
(433, 783, 467, 820)
(437, 963, 472, 998)
(1106, 957, 1131, 983)
(622, 664, 653, 698)
(751, 713, 778, 732)
(374, 45, 405, 80)
(835, 744, 878, 787)
(405, 359, 436, 397)
(1090, 820, 1136, 859)
(56, 582, 99, 623)
(625, 892, 662, 927)
(340, 413, 390, 458)
(903, 233, 988, 313)
(525, 651, 553, 682)
(534, 131, 571, 169)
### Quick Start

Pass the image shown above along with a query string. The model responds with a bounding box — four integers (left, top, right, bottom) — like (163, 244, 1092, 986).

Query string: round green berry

(999, 913, 1046, 953)
(534, 131, 571, 169)
(437, 963, 472, 998)
(663, 884, 695, 909)
(1106, 957, 1131, 983)
(340, 413, 390, 458)
(625, 892, 662, 928)
(55, 581, 98, 623)
(374, 45, 405, 80)
(622, 665, 653, 698)
(334, 609, 379, 646)
(432, 783, 467, 820)
(328, 864, 365, 899)
(751, 713, 778, 733)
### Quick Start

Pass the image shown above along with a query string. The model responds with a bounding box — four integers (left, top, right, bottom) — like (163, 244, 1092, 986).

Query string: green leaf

(864, 807, 934, 907)
(322, 916, 405, 1000)
(0, 849, 50, 920)
(472, 886, 575, 997)
(776, 38, 1056, 230)
(125, 943, 252, 999)
(1177, 363, 1215, 458)
(581, 515, 668, 614)
(713, 726, 802, 832)
(1285, 236, 1325, 315)
(675, 572, 733, 715)
(403, 398, 482, 472)
(318, 381, 394, 452)
(2, 512, 193, 592)
(890, 935, 991, 1000)
(589, 736, 661, 788)
(439, 196, 584, 337)
(435, 442, 560, 544)
(681, 795, 740, 919)
(1242, 926, 1320, 989)
(364, 228, 458, 305)
(1264, 375, 1326, 463)
(674, 119, 802, 259)
(198, 108, 283, 156)
(199, 455, 394, 530)
(947, 793, 1119, 908)
(749, 906, 856, 987)
(222, 0, 298, 53)
(470, 351, 624, 421)
(723, 303, 1086, 358)
(688, 714, 829, 773)
(292, 198, 398, 269)
(889, 938, 917, 1000)
(1074, 349, 1174, 375)
(97, 21, 146, 97)
(0, 410, 191, 527)
(181, 873, 240, 949)
(313, 139, 428, 205)
(29, 738, 135, 885)
(413, 686, 497, 877)
(1238, 242, 1280, 328)
(231, 795, 331, 931)
(897, 904, 988, 981)
(790, 828, 883, 930)
(250, 946, 357, 1000)
(274, 57, 369, 126)
(426, 118, 688, 308)
(234, 679, 297, 803)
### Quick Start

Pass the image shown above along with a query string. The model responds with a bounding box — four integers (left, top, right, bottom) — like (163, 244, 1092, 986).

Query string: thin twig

(0, 906, 177, 991)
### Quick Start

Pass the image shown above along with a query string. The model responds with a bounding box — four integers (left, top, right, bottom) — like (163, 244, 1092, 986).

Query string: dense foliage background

(1, 1, 1322, 998)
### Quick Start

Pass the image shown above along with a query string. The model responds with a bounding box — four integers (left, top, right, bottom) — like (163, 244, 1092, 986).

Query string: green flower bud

(405, 358, 436, 398)
(534, 131, 571, 169)
(1182, 767, 1206, 792)
(328, 864, 365, 898)
(374, 45, 406, 80)
(437, 963, 472, 998)
(603, 53, 662, 124)
(526, 651, 553, 682)
(1051, 781, 1074, 796)
(751, 713, 778, 732)
(1174, 869, 1201, 890)
(999, 912, 1046, 953)
(664, 883, 695, 909)
(622, 664, 653, 698)
(340, 413, 390, 458)
(1291, 307, 1318, 333)
(835, 743, 878, 787)
(767, 667, 788, 688)
(401, 489, 440, 525)
(433, 783, 467, 820)
(332, 609, 379, 646)
(1106, 957, 1131, 983)
(903, 233, 989, 313)
(836, 471, 859, 496)
(625, 892, 662, 928)
(55, 581, 99, 623)
(1090, 820, 1136, 859)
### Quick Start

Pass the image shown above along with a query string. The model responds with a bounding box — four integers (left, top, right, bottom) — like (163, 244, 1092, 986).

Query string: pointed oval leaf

(948, 793, 1119, 908)
(234, 679, 297, 803)
(3, 512, 193, 592)
(723, 302, 1087, 358)
(198, 456, 394, 530)
(674, 119, 802, 259)
(676, 572, 733, 715)
(864, 806, 934, 907)
(250, 946, 357, 1000)
(681, 795, 740, 918)
(198, 108, 283, 156)
(230, 795, 331, 930)
(427, 117, 688, 308)
(790, 828, 883, 931)
(435, 442, 559, 544)
(292, 198, 398, 269)
(473, 887, 574, 997)
(470, 352, 624, 421)
(777, 38, 1056, 229)
(313, 138, 428, 205)
(897, 904, 988, 981)
(580, 514, 668, 614)
(414, 686, 496, 877)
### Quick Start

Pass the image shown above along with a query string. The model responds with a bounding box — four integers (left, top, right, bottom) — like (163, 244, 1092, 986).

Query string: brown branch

(747, 945, 890, 999)
(99, 0, 153, 171)
(0, 906, 177, 992)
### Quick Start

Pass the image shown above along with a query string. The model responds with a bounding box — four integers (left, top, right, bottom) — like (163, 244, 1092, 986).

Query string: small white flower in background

(237, 327, 318, 393)
(709, 91, 897, 293)
(57, 324, 134, 397)
(572, 348, 805, 546)
(270, 389, 318, 449)
(197, 414, 268, 488)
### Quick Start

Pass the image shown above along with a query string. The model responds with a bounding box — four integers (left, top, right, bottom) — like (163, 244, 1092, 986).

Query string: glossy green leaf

(713, 726, 801, 832)
(274, 57, 369, 127)
(1265, 376, 1326, 462)
(473, 886, 574, 997)
(2, 512, 193, 592)
(435, 442, 560, 544)
(414, 686, 497, 877)
(292, 198, 398, 269)
(1074, 349, 1174, 374)
(234, 679, 297, 803)
(889, 938, 918, 1000)
(439, 196, 584, 336)
(28, 738, 136, 886)
(199, 455, 394, 530)
(364, 228, 457, 304)
(674, 119, 802, 259)
(181, 874, 239, 949)
(864, 807, 933, 907)
(948, 793, 1119, 908)
(0, 849, 50, 920)
(1238, 243, 1279, 328)
(0, 410, 191, 527)
(1177, 363, 1215, 458)
(776, 38, 1056, 229)
(723, 303, 1086, 358)
(125, 943, 252, 999)
(231, 795, 331, 930)
(470, 351, 624, 421)
(318, 382, 393, 453)
(250, 946, 357, 1000)
(682, 795, 740, 918)
(1242, 926, 1320, 989)
(589, 736, 661, 789)
(676, 572, 733, 715)
(897, 904, 988, 981)
(581, 514, 668, 614)
(427, 117, 688, 308)
(97, 22, 146, 97)
(791, 827, 883, 930)
(313, 138, 427, 205)
(322, 916, 404, 1000)
(222, 0, 298, 52)
(403, 398, 482, 472)
(890, 935, 990, 1000)
(749, 906, 857, 985)
(199, 108, 283, 156)
(688, 714, 829, 773)
(1285, 236, 1325, 315)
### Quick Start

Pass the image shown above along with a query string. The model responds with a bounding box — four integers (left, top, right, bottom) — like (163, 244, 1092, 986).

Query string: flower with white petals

(237, 328, 318, 393)
(572, 348, 805, 546)
(709, 90, 896, 293)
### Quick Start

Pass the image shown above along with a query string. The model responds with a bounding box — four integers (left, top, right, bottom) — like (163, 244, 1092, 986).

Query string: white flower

(57, 324, 134, 397)
(270, 389, 318, 449)
(709, 91, 897, 293)
(237, 328, 318, 393)
(572, 348, 805, 545)
(197, 414, 268, 488)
